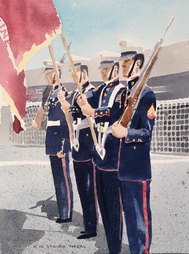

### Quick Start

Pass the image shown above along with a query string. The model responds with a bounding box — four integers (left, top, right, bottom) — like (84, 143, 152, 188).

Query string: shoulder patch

(147, 104, 156, 119)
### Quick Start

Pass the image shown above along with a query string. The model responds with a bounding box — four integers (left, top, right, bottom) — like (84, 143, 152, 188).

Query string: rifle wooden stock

(119, 47, 161, 128)
(60, 31, 98, 146)
(35, 106, 44, 128)
(119, 16, 175, 128)
(120, 97, 135, 128)
(48, 44, 61, 90)
(60, 32, 82, 94)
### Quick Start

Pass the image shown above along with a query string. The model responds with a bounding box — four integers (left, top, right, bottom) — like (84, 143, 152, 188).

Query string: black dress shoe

(80, 231, 85, 234)
(77, 232, 97, 239)
(55, 218, 72, 223)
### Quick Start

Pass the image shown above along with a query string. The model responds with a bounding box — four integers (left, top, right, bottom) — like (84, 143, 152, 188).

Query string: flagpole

(60, 31, 98, 146)
(48, 44, 74, 145)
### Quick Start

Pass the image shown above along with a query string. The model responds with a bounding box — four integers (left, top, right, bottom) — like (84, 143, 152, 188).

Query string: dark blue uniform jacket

(43, 84, 71, 155)
(67, 81, 94, 161)
(118, 85, 156, 181)
(87, 79, 125, 170)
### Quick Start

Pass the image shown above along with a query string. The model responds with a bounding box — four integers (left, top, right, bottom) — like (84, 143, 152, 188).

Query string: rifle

(48, 44, 74, 144)
(60, 32, 102, 157)
(60, 42, 72, 63)
(119, 17, 175, 128)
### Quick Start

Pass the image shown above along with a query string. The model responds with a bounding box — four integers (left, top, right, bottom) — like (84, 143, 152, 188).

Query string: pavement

(0, 146, 189, 254)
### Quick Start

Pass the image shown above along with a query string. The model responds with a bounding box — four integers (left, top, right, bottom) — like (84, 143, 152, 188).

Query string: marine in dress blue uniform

(78, 51, 128, 254)
(59, 61, 97, 239)
(112, 45, 156, 254)
(119, 85, 156, 254)
(32, 63, 73, 223)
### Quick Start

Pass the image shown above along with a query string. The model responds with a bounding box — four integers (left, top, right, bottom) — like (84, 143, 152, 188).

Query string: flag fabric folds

(0, 0, 61, 133)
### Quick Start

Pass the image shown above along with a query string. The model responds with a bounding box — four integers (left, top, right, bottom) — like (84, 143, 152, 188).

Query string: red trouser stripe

(142, 181, 149, 254)
(119, 187, 123, 238)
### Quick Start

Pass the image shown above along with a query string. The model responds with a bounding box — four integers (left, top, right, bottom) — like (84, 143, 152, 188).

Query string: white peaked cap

(97, 51, 120, 69)
(71, 55, 90, 66)
(43, 59, 63, 70)
(97, 50, 120, 61)
(118, 40, 146, 54)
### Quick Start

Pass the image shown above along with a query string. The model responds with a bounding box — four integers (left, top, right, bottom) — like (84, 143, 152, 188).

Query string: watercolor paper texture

(0, 1, 189, 253)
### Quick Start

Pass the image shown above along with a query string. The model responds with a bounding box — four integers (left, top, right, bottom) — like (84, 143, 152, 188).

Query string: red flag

(0, 37, 26, 133)
(0, 0, 61, 132)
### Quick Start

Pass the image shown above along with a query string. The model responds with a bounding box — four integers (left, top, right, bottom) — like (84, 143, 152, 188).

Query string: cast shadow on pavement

(33, 197, 130, 254)
(0, 209, 45, 254)
(30, 195, 58, 220)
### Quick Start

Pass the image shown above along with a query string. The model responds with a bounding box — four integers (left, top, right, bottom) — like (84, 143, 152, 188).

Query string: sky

(25, 0, 189, 70)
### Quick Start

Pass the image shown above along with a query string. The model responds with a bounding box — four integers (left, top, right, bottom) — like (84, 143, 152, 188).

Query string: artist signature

(33, 244, 86, 249)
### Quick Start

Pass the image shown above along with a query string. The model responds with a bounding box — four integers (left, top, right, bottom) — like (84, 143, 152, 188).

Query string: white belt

(96, 124, 112, 160)
(72, 118, 91, 152)
(97, 124, 112, 134)
(47, 120, 60, 127)
(73, 118, 89, 131)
